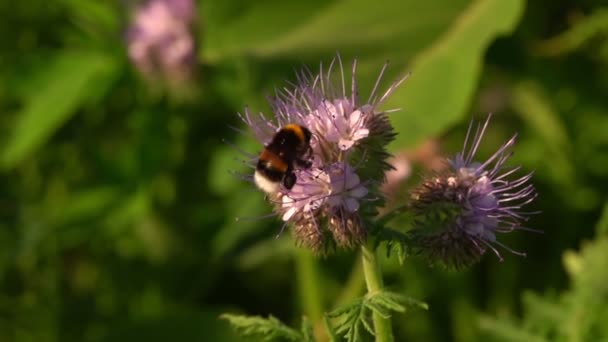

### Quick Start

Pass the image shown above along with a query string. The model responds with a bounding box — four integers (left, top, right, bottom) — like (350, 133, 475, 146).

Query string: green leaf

(326, 298, 365, 342)
(377, 228, 412, 265)
(483, 227, 608, 341)
(534, 9, 608, 57)
(1, 50, 117, 169)
(202, 0, 469, 61)
(387, 0, 525, 149)
(325, 291, 427, 342)
(300, 316, 315, 342)
(323, 316, 339, 342)
(220, 314, 303, 341)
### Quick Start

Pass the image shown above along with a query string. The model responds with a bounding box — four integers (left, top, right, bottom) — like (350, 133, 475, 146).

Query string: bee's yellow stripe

(283, 124, 305, 143)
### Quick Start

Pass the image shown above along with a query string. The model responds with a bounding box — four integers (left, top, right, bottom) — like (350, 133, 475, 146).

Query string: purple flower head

(240, 57, 407, 254)
(127, 0, 195, 82)
(409, 114, 538, 269)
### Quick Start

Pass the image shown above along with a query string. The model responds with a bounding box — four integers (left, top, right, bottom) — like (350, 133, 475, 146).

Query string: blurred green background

(1, 0, 608, 341)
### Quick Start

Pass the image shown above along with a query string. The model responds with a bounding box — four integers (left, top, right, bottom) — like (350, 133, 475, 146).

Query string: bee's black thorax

(254, 124, 313, 192)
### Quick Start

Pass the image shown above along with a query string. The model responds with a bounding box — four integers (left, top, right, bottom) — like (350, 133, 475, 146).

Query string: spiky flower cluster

(241, 58, 407, 254)
(127, 0, 195, 82)
(409, 115, 538, 269)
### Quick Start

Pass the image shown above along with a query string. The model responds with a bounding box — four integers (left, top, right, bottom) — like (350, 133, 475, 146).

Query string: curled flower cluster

(127, 0, 196, 82)
(241, 58, 407, 254)
(409, 115, 538, 269)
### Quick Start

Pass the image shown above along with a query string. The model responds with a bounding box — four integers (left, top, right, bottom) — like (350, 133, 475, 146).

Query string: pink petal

(352, 128, 369, 141)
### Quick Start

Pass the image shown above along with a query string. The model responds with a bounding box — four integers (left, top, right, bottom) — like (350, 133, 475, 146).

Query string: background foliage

(1, 0, 607, 341)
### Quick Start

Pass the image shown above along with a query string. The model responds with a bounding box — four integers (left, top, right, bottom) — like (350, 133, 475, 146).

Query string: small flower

(326, 163, 369, 212)
(127, 0, 196, 83)
(281, 168, 331, 222)
(240, 57, 408, 254)
(316, 99, 371, 150)
(409, 114, 538, 269)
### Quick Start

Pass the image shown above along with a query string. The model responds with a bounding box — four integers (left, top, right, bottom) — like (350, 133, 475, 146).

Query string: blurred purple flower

(409, 115, 538, 269)
(127, 0, 195, 82)
(240, 57, 407, 253)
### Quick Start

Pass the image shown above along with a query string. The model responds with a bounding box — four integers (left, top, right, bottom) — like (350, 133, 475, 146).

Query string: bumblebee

(254, 124, 312, 194)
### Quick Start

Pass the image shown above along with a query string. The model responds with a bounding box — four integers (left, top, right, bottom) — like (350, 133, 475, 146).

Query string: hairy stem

(361, 241, 394, 342)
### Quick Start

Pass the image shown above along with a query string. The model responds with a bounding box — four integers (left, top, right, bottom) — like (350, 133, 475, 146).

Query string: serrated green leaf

(326, 298, 366, 342)
(326, 291, 426, 342)
(369, 294, 406, 314)
(378, 228, 412, 265)
(323, 316, 339, 342)
(382, 291, 429, 311)
(2, 51, 117, 169)
(300, 316, 314, 342)
(333, 311, 358, 334)
(360, 314, 374, 337)
(351, 321, 361, 342)
(387, 0, 525, 148)
(364, 301, 391, 319)
(220, 314, 302, 341)
(485, 229, 608, 341)
(326, 299, 362, 318)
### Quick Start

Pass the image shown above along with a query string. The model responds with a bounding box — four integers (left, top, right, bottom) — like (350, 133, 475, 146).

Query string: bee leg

(283, 172, 297, 189)
(295, 158, 312, 169)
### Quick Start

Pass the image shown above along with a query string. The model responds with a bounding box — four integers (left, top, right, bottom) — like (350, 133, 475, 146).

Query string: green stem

(295, 248, 325, 340)
(361, 241, 394, 342)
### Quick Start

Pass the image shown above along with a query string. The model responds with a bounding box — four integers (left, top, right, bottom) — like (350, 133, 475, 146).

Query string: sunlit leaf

(202, 0, 469, 61)
(387, 0, 525, 148)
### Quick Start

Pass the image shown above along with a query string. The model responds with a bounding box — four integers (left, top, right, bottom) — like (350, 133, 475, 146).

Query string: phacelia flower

(409, 114, 538, 269)
(240, 57, 408, 254)
(127, 0, 196, 83)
